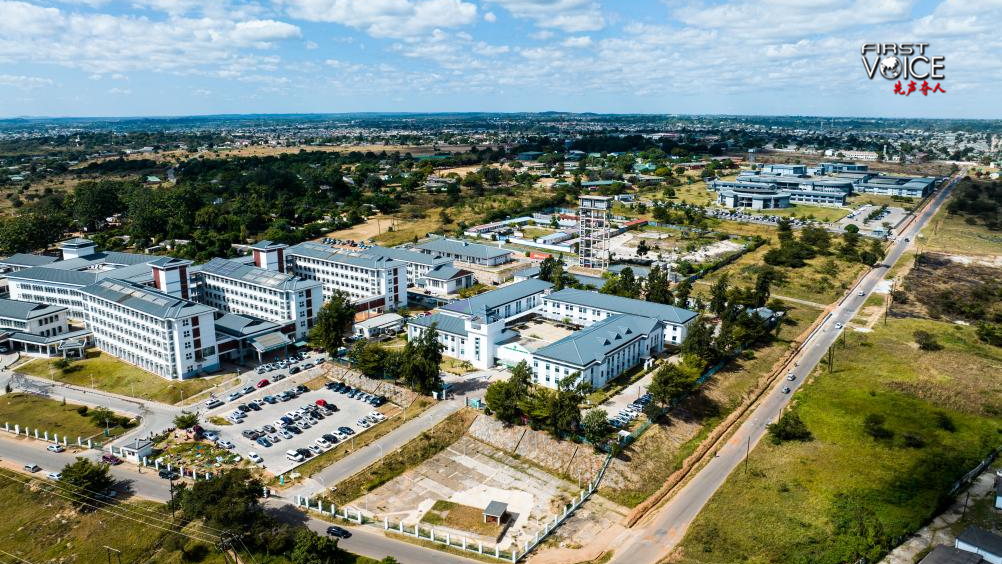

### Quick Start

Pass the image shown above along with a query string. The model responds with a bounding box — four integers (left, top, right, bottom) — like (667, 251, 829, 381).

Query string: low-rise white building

(79, 279, 220, 380)
(0, 298, 89, 356)
(414, 237, 513, 267)
(531, 314, 663, 390)
(542, 289, 698, 345)
(420, 264, 475, 296)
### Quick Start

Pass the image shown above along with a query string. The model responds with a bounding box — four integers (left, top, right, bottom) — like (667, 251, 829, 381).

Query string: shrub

(76, 405, 89, 416)
(934, 411, 956, 432)
(767, 411, 813, 444)
(913, 330, 943, 351)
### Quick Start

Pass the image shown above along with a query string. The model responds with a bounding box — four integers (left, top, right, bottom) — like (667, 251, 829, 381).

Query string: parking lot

(203, 362, 389, 475)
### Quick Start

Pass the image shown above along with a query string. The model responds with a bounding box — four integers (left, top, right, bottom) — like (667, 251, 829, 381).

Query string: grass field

(0, 469, 379, 564)
(674, 318, 1002, 564)
(325, 408, 478, 506)
(18, 351, 232, 404)
(601, 303, 820, 508)
(420, 500, 502, 537)
(920, 204, 1002, 256)
(756, 204, 852, 223)
(0, 393, 131, 440)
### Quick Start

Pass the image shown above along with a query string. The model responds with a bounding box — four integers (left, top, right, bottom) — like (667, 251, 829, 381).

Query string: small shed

(116, 438, 154, 463)
(483, 501, 508, 525)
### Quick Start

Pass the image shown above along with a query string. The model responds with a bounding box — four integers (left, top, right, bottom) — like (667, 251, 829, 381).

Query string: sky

(0, 0, 1000, 119)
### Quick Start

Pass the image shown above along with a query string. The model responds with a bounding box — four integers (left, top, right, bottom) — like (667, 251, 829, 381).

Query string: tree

(673, 278, 693, 309)
(913, 330, 942, 351)
(290, 530, 346, 564)
(484, 361, 531, 424)
(648, 362, 697, 410)
(645, 264, 673, 305)
(174, 411, 199, 429)
(180, 468, 264, 529)
(309, 290, 355, 354)
(681, 317, 718, 365)
(709, 275, 729, 317)
(60, 457, 114, 509)
(752, 267, 776, 308)
(72, 180, 127, 232)
(348, 340, 388, 378)
(581, 408, 611, 446)
(399, 325, 443, 395)
(767, 411, 813, 444)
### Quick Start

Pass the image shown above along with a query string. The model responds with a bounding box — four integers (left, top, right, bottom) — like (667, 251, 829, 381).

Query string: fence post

(77, 436, 81, 446)
(495, 545, 499, 558)
(384, 517, 388, 530)
(462, 537, 467, 550)
(86, 438, 92, 448)
(3, 422, 7, 432)
(445, 533, 450, 546)
(355, 510, 362, 524)
(414, 524, 419, 538)
(62, 436, 67, 446)
(44, 431, 49, 441)
(512, 550, 517, 563)
(430, 529, 435, 543)
(399, 521, 404, 533)
(34, 428, 38, 439)
(478, 541, 483, 554)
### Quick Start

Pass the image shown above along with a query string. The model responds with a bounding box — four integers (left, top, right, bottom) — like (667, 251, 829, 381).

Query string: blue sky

(0, 0, 999, 118)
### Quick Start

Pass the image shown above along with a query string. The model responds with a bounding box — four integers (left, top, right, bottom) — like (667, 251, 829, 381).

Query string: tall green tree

(645, 264, 674, 305)
(309, 290, 355, 354)
(399, 324, 443, 394)
(709, 274, 729, 317)
(581, 408, 611, 446)
(60, 457, 114, 509)
(484, 361, 531, 424)
(290, 530, 347, 564)
(674, 278, 693, 309)
(180, 469, 264, 530)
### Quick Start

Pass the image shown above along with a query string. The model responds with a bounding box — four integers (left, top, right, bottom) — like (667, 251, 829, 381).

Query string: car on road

(158, 469, 180, 480)
(46, 444, 65, 453)
(46, 471, 62, 480)
(781, 387, 791, 394)
(858, 291, 865, 296)
(24, 463, 40, 473)
(256, 379, 270, 388)
(256, 437, 273, 448)
(835, 322, 843, 329)
(102, 454, 122, 465)
(326, 526, 351, 539)
(786, 374, 796, 381)
(248, 452, 264, 464)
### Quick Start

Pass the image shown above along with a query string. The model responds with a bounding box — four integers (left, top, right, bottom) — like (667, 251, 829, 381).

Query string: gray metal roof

(213, 313, 281, 337)
(250, 240, 286, 250)
(484, 501, 508, 517)
(424, 264, 471, 281)
(198, 257, 320, 292)
(0, 253, 58, 268)
(0, 298, 66, 321)
(534, 314, 659, 367)
(407, 312, 468, 337)
(60, 237, 95, 247)
(367, 245, 452, 267)
(249, 331, 291, 352)
(442, 279, 552, 318)
(286, 241, 405, 270)
(545, 288, 697, 325)
(354, 313, 403, 330)
(79, 279, 215, 319)
(415, 237, 513, 261)
(5, 266, 97, 286)
(918, 546, 984, 564)
(958, 526, 1002, 557)
(5, 328, 91, 345)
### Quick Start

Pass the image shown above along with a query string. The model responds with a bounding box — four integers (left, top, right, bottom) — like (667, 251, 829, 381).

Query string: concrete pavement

(605, 172, 962, 564)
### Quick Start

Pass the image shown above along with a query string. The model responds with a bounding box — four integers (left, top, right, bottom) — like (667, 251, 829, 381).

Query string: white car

(315, 437, 332, 449)
(203, 431, 220, 442)
(216, 440, 235, 449)
(227, 391, 243, 402)
(835, 322, 844, 329)
(46, 471, 62, 480)
(46, 444, 65, 453)
(248, 452, 264, 464)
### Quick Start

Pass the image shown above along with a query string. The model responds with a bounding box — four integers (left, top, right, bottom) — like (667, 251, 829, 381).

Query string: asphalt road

(609, 173, 962, 564)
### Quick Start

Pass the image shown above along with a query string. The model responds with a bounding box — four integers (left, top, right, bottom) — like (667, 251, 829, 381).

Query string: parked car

(46, 444, 65, 453)
(272, 373, 286, 382)
(102, 454, 122, 465)
(287, 425, 302, 435)
(203, 431, 220, 442)
(241, 429, 261, 440)
(247, 403, 262, 411)
(322, 433, 339, 445)
(315, 399, 328, 408)
(242, 386, 255, 395)
(24, 463, 40, 473)
(158, 469, 180, 480)
(256, 437, 273, 448)
(257, 379, 270, 388)
(296, 447, 312, 459)
(262, 395, 278, 404)
(289, 366, 301, 375)
(285, 449, 304, 462)
(248, 452, 264, 464)
(296, 385, 308, 394)
(205, 398, 224, 409)
(46, 471, 62, 480)
(227, 391, 243, 402)
(338, 426, 354, 435)
(216, 440, 235, 449)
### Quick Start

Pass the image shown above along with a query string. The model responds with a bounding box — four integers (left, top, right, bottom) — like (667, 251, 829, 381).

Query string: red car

(315, 399, 328, 408)
(101, 454, 122, 465)
(256, 379, 270, 388)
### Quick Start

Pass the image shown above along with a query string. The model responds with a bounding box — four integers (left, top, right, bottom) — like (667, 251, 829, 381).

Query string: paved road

(608, 173, 962, 564)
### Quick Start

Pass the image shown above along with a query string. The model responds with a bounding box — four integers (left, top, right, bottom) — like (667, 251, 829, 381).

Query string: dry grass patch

(420, 500, 503, 537)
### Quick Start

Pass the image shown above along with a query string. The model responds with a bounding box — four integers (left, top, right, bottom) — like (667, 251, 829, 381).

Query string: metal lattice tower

(578, 195, 611, 270)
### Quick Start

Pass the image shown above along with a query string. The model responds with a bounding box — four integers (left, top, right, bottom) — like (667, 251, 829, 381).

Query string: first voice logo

(861, 43, 946, 96)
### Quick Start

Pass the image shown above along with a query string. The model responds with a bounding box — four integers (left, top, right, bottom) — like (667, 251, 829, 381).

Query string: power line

(0, 549, 39, 564)
(0, 470, 218, 546)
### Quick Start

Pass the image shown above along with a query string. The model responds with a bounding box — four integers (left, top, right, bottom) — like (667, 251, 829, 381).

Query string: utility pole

(103, 545, 122, 564)
(961, 490, 971, 520)
(169, 477, 176, 522)
(744, 436, 750, 475)
(827, 346, 834, 373)
(884, 279, 894, 326)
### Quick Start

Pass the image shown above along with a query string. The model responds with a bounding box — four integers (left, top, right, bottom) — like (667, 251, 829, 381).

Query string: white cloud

(0, 73, 54, 89)
(107, 87, 131, 94)
(484, 0, 604, 32)
(281, 0, 478, 38)
(483, 11, 496, 22)
(562, 35, 591, 48)
(304, 39, 318, 48)
(229, 19, 302, 44)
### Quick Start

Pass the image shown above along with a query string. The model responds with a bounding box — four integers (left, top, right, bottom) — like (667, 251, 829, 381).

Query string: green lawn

(0, 469, 381, 564)
(674, 318, 1002, 564)
(0, 393, 132, 440)
(920, 204, 1002, 256)
(18, 350, 233, 404)
(420, 500, 502, 537)
(756, 204, 851, 223)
